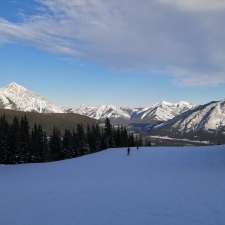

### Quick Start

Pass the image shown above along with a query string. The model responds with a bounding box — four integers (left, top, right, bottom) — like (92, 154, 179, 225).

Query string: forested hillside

(0, 108, 96, 134)
(0, 116, 142, 164)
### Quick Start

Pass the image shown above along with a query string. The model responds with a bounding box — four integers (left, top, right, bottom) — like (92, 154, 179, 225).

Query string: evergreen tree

(128, 133, 135, 147)
(104, 118, 113, 148)
(31, 124, 46, 162)
(8, 117, 20, 163)
(62, 129, 74, 158)
(92, 125, 102, 152)
(114, 126, 122, 147)
(76, 124, 86, 155)
(0, 114, 137, 164)
(0, 115, 9, 163)
(49, 127, 62, 161)
(38, 125, 46, 161)
(121, 127, 128, 147)
(19, 115, 30, 162)
(42, 132, 49, 162)
(71, 129, 78, 156)
(63, 129, 72, 150)
(31, 124, 38, 162)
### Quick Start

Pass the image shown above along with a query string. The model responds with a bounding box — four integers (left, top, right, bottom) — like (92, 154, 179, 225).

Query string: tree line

(0, 115, 143, 164)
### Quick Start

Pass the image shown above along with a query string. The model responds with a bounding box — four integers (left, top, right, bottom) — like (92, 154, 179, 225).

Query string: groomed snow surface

(1, 146, 225, 225)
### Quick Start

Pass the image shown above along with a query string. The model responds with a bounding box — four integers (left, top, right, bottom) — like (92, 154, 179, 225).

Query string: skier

(127, 147, 131, 156)
(136, 145, 139, 150)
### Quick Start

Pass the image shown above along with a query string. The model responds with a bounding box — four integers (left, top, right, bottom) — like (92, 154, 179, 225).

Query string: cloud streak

(0, 0, 225, 86)
(160, 0, 225, 12)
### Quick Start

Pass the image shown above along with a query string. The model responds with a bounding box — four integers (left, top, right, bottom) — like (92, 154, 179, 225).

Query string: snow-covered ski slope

(1, 146, 225, 225)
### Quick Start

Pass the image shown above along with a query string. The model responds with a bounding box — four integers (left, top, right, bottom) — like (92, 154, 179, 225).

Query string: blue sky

(0, 0, 225, 107)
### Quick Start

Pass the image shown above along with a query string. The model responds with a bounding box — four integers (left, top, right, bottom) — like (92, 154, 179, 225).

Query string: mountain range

(0, 82, 224, 139)
(0, 82, 193, 123)
(70, 101, 194, 124)
(154, 100, 225, 135)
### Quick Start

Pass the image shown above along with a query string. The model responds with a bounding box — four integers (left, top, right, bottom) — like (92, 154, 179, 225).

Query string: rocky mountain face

(72, 105, 131, 121)
(72, 101, 194, 124)
(153, 100, 225, 135)
(0, 82, 63, 113)
(130, 101, 193, 122)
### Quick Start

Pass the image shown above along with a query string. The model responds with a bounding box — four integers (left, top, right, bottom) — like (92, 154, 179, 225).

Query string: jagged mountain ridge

(0, 82, 63, 113)
(153, 100, 225, 134)
(0, 82, 198, 127)
(0, 83, 194, 123)
(72, 101, 194, 123)
(72, 105, 131, 120)
(131, 101, 193, 122)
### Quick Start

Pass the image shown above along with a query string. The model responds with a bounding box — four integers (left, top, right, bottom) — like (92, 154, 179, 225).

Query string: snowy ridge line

(153, 100, 225, 133)
(71, 101, 194, 122)
(0, 82, 194, 121)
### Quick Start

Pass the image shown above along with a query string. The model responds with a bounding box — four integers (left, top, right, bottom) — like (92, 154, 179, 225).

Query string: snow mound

(1, 146, 225, 225)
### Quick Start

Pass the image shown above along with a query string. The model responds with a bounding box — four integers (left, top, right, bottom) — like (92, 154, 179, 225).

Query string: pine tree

(121, 126, 128, 147)
(114, 126, 122, 147)
(31, 124, 47, 162)
(49, 127, 62, 161)
(0, 115, 9, 163)
(19, 115, 30, 163)
(31, 124, 38, 162)
(8, 117, 20, 163)
(62, 129, 73, 158)
(87, 125, 99, 153)
(76, 124, 86, 155)
(42, 132, 49, 162)
(0, 113, 137, 164)
(38, 125, 45, 161)
(63, 129, 72, 150)
(104, 118, 113, 148)
(128, 133, 135, 147)
(71, 129, 78, 156)
(91, 125, 102, 152)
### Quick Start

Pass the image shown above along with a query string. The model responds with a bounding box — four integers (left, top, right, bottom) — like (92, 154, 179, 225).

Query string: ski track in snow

(1, 146, 225, 225)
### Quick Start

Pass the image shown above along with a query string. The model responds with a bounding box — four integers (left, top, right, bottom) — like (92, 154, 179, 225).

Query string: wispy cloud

(171, 68, 225, 86)
(159, 0, 225, 12)
(0, 0, 225, 86)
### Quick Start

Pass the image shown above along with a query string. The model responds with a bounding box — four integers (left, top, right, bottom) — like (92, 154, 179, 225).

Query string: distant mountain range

(0, 82, 224, 140)
(154, 100, 225, 135)
(69, 101, 194, 124)
(70, 105, 131, 120)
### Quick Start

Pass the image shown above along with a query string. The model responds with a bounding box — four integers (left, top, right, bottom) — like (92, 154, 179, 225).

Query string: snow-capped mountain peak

(72, 101, 194, 123)
(0, 82, 63, 113)
(73, 104, 131, 120)
(130, 101, 194, 122)
(154, 100, 225, 135)
(5, 82, 27, 93)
